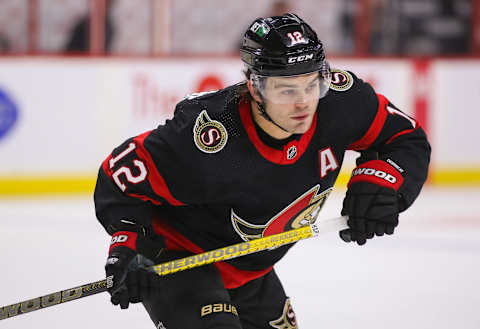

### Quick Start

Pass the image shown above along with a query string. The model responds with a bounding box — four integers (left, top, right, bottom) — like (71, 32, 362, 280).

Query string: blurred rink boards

(0, 56, 479, 194)
(0, 57, 479, 328)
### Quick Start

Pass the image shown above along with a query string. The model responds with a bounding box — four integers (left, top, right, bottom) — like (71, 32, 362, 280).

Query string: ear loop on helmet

(250, 77, 290, 133)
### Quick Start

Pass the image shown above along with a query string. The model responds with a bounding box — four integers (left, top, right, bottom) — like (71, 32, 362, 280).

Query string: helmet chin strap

(252, 88, 291, 134)
(256, 102, 291, 134)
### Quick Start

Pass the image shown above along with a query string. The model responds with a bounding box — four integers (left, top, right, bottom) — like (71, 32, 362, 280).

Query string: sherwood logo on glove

(110, 235, 129, 245)
(348, 160, 404, 191)
(109, 231, 138, 253)
(351, 168, 397, 184)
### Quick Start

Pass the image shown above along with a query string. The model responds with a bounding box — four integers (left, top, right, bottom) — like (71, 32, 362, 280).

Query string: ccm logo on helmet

(110, 235, 129, 245)
(288, 53, 314, 63)
(352, 168, 397, 184)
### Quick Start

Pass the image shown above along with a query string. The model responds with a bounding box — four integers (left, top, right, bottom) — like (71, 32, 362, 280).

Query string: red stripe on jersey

(152, 217, 273, 289)
(102, 154, 113, 175)
(385, 126, 418, 145)
(133, 131, 185, 206)
(128, 193, 162, 205)
(348, 94, 388, 151)
(239, 100, 317, 165)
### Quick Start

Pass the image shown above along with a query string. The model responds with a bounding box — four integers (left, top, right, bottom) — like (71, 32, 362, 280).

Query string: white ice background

(0, 187, 479, 328)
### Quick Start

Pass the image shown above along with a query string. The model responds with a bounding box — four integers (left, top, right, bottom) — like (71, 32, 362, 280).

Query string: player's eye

(281, 89, 296, 96)
(305, 81, 319, 93)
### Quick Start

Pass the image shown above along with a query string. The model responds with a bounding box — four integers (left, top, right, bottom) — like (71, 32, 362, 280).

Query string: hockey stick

(0, 216, 347, 320)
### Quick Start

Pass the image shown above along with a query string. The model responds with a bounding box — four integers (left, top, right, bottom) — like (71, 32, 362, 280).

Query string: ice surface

(0, 187, 479, 328)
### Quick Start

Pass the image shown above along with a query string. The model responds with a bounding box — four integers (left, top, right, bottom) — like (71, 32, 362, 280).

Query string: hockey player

(94, 13, 430, 328)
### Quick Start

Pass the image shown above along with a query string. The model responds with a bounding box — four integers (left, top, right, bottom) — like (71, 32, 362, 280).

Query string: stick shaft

(152, 216, 348, 276)
(1, 216, 347, 320)
(0, 276, 113, 320)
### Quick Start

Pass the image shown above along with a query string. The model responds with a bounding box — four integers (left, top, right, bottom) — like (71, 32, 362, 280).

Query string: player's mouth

(291, 114, 309, 121)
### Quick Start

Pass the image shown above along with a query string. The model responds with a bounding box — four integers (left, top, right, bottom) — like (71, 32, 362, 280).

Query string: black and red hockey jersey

(94, 69, 431, 288)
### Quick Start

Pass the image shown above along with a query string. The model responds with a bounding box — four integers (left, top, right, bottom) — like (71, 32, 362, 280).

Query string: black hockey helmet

(240, 13, 328, 77)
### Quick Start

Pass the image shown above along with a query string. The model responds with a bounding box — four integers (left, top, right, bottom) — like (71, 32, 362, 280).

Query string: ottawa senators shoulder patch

(329, 68, 354, 92)
(269, 298, 297, 329)
(193, 110, 228, 153)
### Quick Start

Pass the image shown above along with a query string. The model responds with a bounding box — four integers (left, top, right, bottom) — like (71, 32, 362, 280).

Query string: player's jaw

(275, 101, 317, 134)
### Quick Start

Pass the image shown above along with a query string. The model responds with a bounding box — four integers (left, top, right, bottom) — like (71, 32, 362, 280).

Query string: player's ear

(247, 79, 262, 103)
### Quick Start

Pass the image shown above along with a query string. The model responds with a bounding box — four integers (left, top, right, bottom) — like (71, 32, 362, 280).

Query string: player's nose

(294, 93, 309, 105)
(293, 101, 309, 111)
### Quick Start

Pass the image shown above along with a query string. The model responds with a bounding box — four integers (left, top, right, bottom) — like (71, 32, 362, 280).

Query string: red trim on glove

(109, 231, 138, 254)
(348, 160, 404, 191)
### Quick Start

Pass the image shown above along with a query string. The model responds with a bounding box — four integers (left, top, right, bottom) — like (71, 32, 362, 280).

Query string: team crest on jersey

(329, 69, 353, 92)
(193, 110, 228, 153)
(231, 185, 332, 242)
(269, 298, 298, 329)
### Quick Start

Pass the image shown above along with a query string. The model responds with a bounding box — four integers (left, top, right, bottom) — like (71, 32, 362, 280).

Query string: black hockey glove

(340, 160, 404, 246)
(105, 222, 165, 309)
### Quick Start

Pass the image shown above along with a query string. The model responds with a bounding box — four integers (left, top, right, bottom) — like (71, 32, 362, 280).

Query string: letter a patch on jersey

(319, 147, 339, 178)
(193, 110, 228, 153)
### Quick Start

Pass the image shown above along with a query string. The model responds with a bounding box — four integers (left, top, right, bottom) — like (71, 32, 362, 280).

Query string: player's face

(263, 72, 320, 134)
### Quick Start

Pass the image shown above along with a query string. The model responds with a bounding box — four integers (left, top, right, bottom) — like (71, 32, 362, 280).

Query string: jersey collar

(238, 100, 317, 165)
